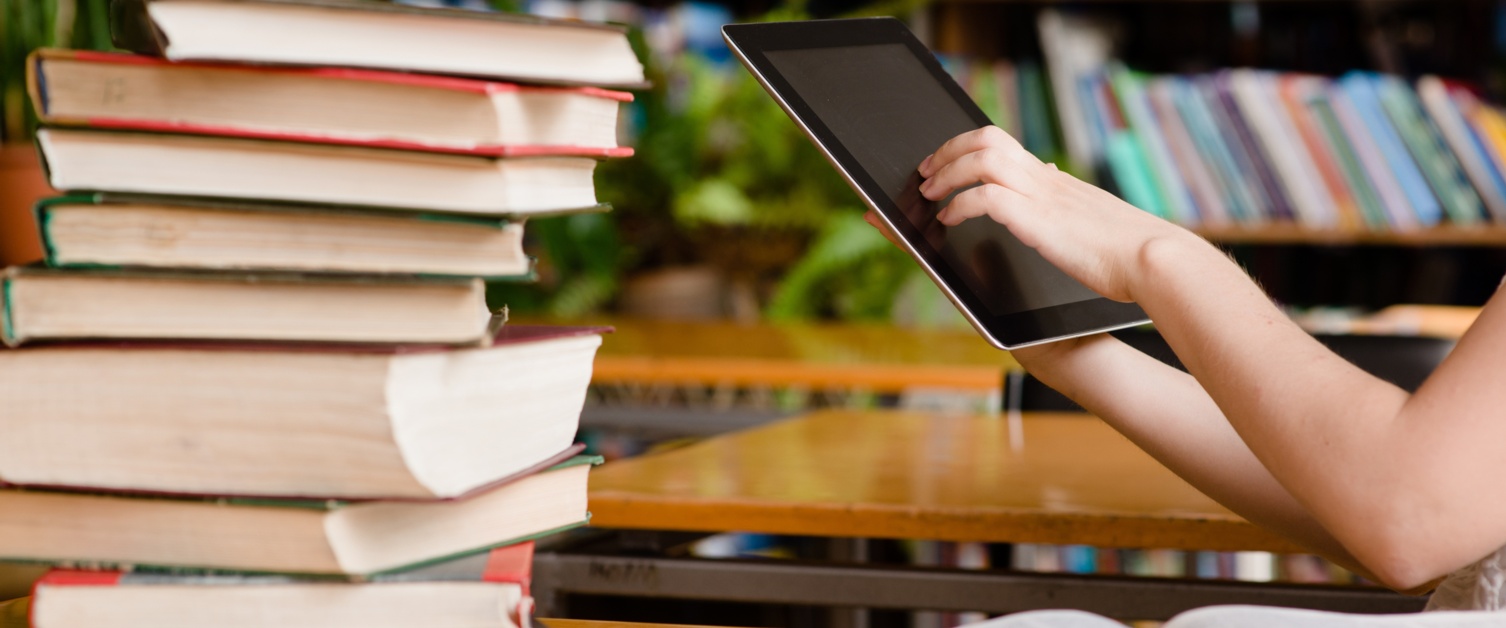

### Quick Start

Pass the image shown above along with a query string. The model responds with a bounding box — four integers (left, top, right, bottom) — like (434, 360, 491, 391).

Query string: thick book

(1228, 70, 1336, 227)
(36, 128, 601, 216)
(0, 267, 493, 347)
(22, 544, 538, 627)
(1208, 72, 1296, 222)
(36, 195, 535, 278)
(1278, 75, 1364, 230)
(0, 325, 604, 499)
(1338, 73, 1441, 227)
(0, 457, 594, 576)
(1374, 75, 1485, 225)
(1109, 67, 1198, 224)
(1328, 84, 1416, 228)
(28, 50, 633, 158)
(109, 0, 646, 88)
(1146, 77, 1230, 226)
(1415, 77, 1505, 222)
(1168, 77, 1261, 223)
(1306, 92, 1391, 230)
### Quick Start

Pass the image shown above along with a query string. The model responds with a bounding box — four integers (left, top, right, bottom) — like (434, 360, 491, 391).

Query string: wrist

(1128, 230, 1227, 304)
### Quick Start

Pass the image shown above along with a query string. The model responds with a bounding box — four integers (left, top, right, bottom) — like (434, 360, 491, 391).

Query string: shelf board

(1193, 224, 1506, 246)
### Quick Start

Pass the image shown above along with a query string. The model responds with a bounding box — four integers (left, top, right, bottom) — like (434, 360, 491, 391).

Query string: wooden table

(537, 410, 1423, 619)
(582, 318, 1018, 393)
(589, 409, 1296, 553)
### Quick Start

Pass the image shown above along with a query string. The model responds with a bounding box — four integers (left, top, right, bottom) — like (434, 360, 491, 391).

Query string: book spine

(1308, 96, 1390, 230)
(1329, 83, 1417, 228)
(1378, 76, 1483, 225)
(1198, 78, 1279, 222)
(1172, 78, 1260, 223)
(1341, 73, 1441, 226)
(1212, 73, 1296, 222)
(1148, 78, 1229, 225)
(1419, 77, 1506, 222)
(1112, 68, 1198, 224)
(1281, 77, 1362, 230)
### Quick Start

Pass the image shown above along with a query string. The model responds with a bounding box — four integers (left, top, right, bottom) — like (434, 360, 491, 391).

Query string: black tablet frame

(723, 17, 1149, 349)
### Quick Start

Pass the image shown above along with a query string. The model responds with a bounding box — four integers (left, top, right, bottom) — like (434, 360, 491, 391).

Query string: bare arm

(1017, 334, 1378, 579)
(915, 126, 1506, 590)
(866, 210, 1369, 575)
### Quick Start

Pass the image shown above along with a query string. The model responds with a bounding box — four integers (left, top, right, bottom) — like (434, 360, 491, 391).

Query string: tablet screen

(764, 43, 1101, 316)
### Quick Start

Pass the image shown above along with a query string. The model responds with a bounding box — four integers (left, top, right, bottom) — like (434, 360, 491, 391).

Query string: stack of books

(948, 13, 1506, 232)
(1, 0, 644, 625)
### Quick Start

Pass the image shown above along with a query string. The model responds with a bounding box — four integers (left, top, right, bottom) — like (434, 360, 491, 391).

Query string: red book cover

(28, 50, 635, 159)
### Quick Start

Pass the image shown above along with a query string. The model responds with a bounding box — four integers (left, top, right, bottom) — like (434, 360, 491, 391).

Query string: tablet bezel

(723, 17, 1149, 349)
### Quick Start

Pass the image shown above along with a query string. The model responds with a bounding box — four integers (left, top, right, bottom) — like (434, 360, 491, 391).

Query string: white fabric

(968, 606, 1506, 627)
(1426, 545, 1506, 612)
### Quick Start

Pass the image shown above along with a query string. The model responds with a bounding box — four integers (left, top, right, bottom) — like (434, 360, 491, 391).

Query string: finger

(920, 126, 1029, 177)
(921, 147, 1040, 201)
(936, 183, 1034, 231)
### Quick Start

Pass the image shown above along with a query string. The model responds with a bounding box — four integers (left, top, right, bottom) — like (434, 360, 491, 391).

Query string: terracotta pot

(0, 144, 52, 267)
(619, 266, 728, 320)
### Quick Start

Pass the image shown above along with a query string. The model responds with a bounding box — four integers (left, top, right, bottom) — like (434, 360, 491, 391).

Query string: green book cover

(1309, 98, 1391, 230)
(1110, 67, 1192, 223)
(1376, 78, 1485, 225)
(969, 60, 1006, 130)
(32, 194, 556, 281)
(1105, 131, 1168, 218)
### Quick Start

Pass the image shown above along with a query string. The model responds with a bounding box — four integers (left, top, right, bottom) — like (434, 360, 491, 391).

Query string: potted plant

(1, 0, 113, 267)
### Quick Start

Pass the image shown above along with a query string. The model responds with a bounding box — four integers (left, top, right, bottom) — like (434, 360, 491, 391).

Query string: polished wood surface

(589, 410, 1302, 553)
(1193, 223, 1506, 247)
(1355, 305, 1480, 340)
(543, 620, 725, 628)
(575, 318, 1018, 393)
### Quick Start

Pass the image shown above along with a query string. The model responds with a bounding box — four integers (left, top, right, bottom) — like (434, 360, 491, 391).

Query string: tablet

(723, 18, 1149, 349)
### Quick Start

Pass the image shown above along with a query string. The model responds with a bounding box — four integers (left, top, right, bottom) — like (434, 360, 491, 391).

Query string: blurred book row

(946, 13, 1506, 233)
(1, 0, 645, 626)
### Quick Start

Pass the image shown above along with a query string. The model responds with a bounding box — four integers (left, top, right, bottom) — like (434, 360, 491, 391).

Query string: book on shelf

(1279, 75, 1364, 230)
(36, 128, 602, 215)
(1, 266, 495, 347)
(21, 543, 536, 628)
(0, 456, 594, 576)
(1373, 73, 1485, 226)
(0, 325, 604, 499)
(110, 0, 646, 88)
(28, 49, 634, 158)
(944, 9, 1506, 235)
(1417, 76, 1506, 223)
(35, 195, 538, 278)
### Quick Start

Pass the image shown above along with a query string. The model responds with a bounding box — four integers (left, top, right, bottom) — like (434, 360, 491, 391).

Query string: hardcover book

(1, 266, 494, 347)
(109, 0, 646, 88)
(0, 457, 596, 576)
(36, 128, 601, 216)
(36, 195, 537, 278)
(28, 50, 634, 158)
(25, 546, 535, 628)
(0, 326, 606, 499)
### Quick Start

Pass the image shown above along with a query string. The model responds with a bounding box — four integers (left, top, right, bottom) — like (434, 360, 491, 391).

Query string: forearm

(1021, 334, 1365, 572)
(1127, 234, 1423, 582)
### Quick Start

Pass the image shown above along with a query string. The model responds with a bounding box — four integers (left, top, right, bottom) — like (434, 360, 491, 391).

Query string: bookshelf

(921, 0, 1506, 307)
(1196, 224, 1506, 247)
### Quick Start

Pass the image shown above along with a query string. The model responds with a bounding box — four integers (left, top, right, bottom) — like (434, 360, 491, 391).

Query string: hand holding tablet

(723, 18, 1150, 349)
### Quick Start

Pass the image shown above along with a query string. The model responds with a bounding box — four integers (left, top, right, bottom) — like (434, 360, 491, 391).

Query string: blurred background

(11, 0, 1506, 331)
